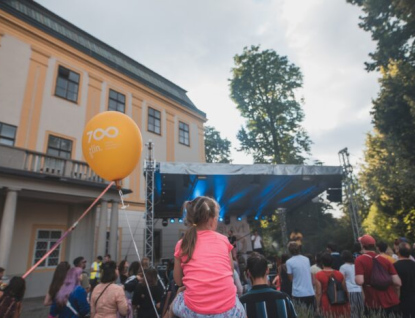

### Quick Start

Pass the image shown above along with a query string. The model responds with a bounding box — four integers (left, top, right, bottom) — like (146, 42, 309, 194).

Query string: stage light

(219, 217, 224, 222)
(261, 216, 266, 220)
(170, 218, 175, 223)
(237, 216, 242, 221)
(178, 218, 183, 223)
(254, 216, 259, 221)
(162, 218, 168, 227)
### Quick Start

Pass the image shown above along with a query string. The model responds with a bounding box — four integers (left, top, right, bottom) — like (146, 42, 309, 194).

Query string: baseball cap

(358, 234, 376, 246)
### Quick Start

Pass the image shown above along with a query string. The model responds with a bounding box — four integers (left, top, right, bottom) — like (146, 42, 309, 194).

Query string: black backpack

(326, 272, 348, 305)
(368, 255, 393, 290)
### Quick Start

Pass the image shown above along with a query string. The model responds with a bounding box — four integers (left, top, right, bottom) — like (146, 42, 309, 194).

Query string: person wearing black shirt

(394, 242, 415, 318)
(240, 252, 297, 318)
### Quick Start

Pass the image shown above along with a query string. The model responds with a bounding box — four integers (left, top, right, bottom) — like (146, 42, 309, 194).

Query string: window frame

(0, 122, 17, 146)
(108, 89, 126, 113)
(179, 121, 190, 146)
(54, 65, 80, 103)
(148, 107, 161, 135)
(32, 229, 63, 268)
(47, 135, 73, 159)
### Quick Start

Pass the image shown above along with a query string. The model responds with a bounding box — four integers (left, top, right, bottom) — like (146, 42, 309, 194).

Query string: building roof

(0, 0, 206, 117)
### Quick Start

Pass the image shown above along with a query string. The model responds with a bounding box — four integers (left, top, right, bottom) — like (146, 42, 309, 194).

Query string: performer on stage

(251, 230, 264, 255)
(228, 230, 237, 259)
(289, 228, 303, 247)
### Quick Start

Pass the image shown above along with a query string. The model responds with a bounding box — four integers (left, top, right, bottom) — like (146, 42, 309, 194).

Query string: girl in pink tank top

(172, 196, 246, 318)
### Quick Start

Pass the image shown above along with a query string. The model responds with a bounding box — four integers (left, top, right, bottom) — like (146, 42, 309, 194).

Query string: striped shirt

(239, 285, 297, 318)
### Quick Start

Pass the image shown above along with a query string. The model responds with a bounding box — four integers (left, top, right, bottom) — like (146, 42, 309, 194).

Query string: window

(47, 135, 72, 159)
(33, 229, 62, 267)
(108, 89, 125, 113)
(148, 107, 161, 135)
(55, 65, 80, 103)
(0, 122, 17, 146)
(179, 122, 190, 146)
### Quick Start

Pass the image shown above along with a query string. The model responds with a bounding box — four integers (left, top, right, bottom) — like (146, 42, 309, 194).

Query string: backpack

(369, 255, 393, 290)
(326, 272, 348, 305)
(0, 294, 19, 318)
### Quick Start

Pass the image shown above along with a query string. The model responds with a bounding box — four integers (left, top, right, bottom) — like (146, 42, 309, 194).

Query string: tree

(347, 0, 415, 240)
(229, 45, 311, 164)
(204, 126, 232, 163)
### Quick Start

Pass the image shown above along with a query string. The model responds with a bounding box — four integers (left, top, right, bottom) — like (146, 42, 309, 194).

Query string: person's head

(0, 267, 4, 279)
(180, 196, 219, 262)
(398, 242, 411, 258)
(141, 257, 150, 269)
(314, 252, 323, 268)
(327, 243, 338, 253)
(48, 261, 70, 300)
(280, 253, 290, 265)
(288, 242, 300, 256)
(104, 254, 111, 263)
(341, 250, 354, 264)
(353, 241, 362, 254)
(4, 276, 26, 300)
(101, 261, 118, 283)
(305, 253, 314, 266)
(73, 256, 86, 269)
(144, 268, 158, 287)
(97, 255, 103, 262)
(359, 234, 376, 251)
(118, 260, 129, 276)
(321, 252, 333, 268)
(376, 241, 388, 253)
(246, 252, 268, 281)
(128, 261, 141, 276)
(56, 267, 82, 306)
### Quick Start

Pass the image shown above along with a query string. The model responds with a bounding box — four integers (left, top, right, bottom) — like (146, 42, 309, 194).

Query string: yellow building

(0, 0, 206, 297)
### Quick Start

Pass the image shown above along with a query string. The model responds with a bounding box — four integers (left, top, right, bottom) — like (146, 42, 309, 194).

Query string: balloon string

(22, 181, 115, 279)
(118, 190, 129, 209)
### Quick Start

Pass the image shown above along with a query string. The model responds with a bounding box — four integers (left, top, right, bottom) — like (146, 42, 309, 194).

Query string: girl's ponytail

(180, 197, 218, 263)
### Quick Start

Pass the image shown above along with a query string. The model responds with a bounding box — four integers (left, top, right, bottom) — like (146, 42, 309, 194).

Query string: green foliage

(348, 0, 415, 241)
(204, 126, 232, 163)
(261, 202, 354, 256)
(359, 131, 415, 241)
(229, 45, 311, 164)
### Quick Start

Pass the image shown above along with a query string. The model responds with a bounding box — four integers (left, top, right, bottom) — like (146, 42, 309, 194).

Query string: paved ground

(21, 297, 49, 318)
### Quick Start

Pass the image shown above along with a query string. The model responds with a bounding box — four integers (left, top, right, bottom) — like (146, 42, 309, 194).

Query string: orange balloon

(82, 111, 142, 181)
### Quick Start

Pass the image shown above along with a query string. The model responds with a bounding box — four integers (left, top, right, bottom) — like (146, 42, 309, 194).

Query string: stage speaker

(327, 188, 342, 203)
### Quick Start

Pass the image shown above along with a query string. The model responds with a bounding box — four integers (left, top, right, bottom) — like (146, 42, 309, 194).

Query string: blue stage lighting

(170, 218, 175, 223)
(261, 216, 266, 220)
(178, 218, 183, 223)
(219, 217, 224, 222)
(254, 216, 259, 220)
(237, 216, 242, 221)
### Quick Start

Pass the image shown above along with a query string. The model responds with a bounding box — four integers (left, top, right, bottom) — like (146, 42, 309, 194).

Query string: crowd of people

(1, 196, 415, 318)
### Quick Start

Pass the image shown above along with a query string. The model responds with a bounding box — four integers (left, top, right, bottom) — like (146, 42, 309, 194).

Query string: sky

(37, 0, 379, 168)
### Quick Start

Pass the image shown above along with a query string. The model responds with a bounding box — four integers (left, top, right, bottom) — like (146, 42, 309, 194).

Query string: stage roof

(153, 162, 343, 218)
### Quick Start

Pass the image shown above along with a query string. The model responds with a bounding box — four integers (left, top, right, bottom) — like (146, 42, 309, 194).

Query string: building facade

(0, 0, 206, 297)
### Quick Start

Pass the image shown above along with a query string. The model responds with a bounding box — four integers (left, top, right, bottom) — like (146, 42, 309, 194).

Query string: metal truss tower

(338, 148, 362, 241)
(144, 141, 155, 265)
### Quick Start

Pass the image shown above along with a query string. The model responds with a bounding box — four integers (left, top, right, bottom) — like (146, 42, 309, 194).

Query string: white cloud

(37, 0, 379, 168)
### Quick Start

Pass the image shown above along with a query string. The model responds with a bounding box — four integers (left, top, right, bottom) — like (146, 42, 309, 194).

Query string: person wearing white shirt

(340, 250, 364, 318)
(251, 230, 264, 255)
(286, 242, 315, 311)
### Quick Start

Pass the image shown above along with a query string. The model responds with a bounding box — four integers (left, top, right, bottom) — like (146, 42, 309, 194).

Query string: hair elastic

(192, 223, 197, 227)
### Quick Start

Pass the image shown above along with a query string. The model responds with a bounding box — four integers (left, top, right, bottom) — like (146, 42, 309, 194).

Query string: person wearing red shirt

(355, 234, 401, 316)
